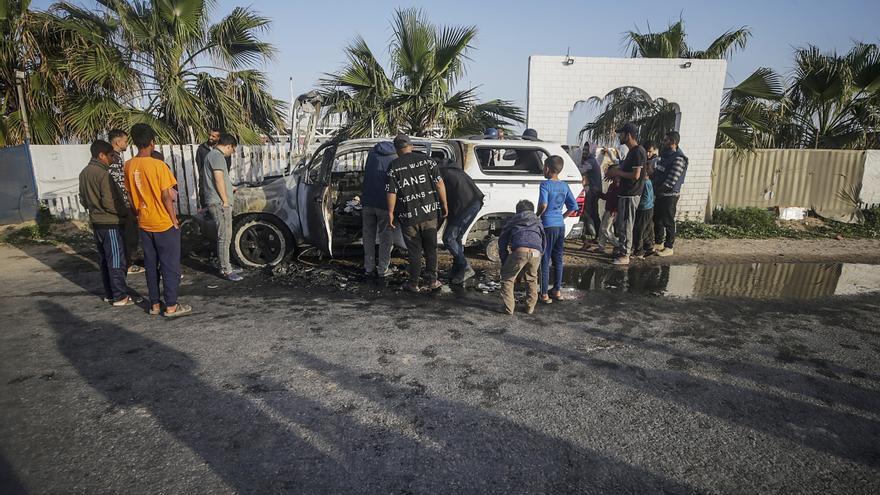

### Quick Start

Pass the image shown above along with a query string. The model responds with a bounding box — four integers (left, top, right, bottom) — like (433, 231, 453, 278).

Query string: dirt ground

(2, 241, 880, 494)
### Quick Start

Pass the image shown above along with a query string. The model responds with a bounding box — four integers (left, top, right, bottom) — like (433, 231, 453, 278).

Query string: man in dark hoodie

(652, 131, 689, 257)
(439, 159, 484, 284)
(498, 200, 546, 315)
(79, 140, 134, 306)
(361, 141, 397, 277)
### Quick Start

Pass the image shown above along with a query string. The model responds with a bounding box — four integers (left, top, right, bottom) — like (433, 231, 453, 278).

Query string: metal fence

(710, 149, 866, 222)
(32, 143, 290, 220)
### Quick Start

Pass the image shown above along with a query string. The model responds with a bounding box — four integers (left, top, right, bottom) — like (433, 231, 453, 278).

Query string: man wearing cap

(386, 134, 449, 293)
(605, 123, 646, 265)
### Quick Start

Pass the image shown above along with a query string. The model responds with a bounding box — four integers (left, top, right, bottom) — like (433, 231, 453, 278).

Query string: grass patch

(678, 207, 880, 240)
(0, 207, 93, 247)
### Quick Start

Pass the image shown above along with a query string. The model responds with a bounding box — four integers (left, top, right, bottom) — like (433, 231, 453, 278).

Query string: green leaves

(1, 0, 282, 145)
(626, 18, 750, 61)
(321, 7, 521, 138)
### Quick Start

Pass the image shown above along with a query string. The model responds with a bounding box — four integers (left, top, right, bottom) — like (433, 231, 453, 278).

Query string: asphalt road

(1, 243, 879, 494)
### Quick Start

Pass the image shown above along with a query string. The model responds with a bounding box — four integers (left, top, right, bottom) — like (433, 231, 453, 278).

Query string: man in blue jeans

(536, 155, 578, 304)
(439, 160, 484, 284)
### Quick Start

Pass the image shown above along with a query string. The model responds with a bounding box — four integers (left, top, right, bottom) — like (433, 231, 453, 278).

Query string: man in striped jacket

(652, 131, 689, 257)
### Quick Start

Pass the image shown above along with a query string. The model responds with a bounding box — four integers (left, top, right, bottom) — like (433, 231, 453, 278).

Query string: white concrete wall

(526, 56, 727, 220)
(863, 150, 880, 208)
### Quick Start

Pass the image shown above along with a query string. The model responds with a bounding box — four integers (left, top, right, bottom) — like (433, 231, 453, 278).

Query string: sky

(33, 0, 880, 139)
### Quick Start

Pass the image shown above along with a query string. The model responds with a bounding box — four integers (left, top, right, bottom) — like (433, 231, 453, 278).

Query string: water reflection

(562, 263, 880, 300)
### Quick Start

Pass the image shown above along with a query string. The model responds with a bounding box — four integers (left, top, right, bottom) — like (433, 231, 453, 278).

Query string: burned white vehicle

(201, 137, 583, 268)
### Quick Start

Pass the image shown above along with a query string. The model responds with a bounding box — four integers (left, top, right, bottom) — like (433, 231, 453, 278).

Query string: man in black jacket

(439, 160, 484, 284)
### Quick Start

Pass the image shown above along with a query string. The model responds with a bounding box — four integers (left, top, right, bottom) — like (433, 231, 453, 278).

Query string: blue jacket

(498, 211, 546, 264)
(361, 142, 397, 209)
(639, 180, 654, 210)
(653, 147, 688, 196)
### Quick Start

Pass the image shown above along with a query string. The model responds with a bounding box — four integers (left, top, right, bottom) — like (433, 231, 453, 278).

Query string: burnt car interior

(328, 144, 454, 245)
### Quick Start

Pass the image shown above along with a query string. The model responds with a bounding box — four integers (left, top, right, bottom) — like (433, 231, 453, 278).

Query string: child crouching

(498, 200, 546, 315)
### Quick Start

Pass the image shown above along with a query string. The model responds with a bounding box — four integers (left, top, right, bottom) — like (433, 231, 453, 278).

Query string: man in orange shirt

(124, 124, 192, 317)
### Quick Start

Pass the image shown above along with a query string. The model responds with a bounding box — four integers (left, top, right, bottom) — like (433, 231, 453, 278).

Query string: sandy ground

(1, 242, 880, 494)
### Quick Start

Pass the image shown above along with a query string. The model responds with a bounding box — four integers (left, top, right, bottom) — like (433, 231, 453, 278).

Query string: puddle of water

(560, 263, 880, 300)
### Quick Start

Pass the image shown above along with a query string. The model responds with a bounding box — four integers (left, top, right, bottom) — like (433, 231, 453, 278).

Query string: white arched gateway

(526, 55, 727, 220)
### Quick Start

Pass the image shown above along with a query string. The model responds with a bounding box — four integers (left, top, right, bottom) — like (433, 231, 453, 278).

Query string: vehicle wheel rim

(240, 224, 283, 265)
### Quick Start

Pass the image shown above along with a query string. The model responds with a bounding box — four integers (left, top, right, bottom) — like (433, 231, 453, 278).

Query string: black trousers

(653, 195, 679, 248)
(140, 227, 181, 306)
(93, 225, 129, 300)
(581, 189, 601, 239)
(402, 219, 438, 285)
(633, 208, 654, 254)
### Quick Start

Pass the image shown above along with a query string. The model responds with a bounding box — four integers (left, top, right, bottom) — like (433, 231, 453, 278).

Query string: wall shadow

(42, 300, 694, 493)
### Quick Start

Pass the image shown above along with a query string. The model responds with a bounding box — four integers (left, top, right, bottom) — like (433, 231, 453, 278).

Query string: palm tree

(625, 19, 751, 60)
(1, 0, 284, 145)
(777, 43, 880, 149)
(579, 87, 678, 146)
(320, 8, 523, 138)
(716, 67, 785, 149)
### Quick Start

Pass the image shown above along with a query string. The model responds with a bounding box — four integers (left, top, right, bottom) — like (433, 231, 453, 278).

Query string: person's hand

(172, 217, 180, 230)
(222, 202, 230, 209)
(441, 204, 448, 218)
(388, 214, 396, 229)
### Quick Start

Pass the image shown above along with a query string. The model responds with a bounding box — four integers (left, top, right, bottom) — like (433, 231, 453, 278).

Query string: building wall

(526, 56, 727, 220)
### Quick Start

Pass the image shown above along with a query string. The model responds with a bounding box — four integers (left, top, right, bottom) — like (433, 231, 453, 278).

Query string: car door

(296, 143, 336, 255)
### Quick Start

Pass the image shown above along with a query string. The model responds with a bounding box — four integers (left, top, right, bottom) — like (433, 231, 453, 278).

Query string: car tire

(484, 235, 500, 263)
(232, 215, 294, 268)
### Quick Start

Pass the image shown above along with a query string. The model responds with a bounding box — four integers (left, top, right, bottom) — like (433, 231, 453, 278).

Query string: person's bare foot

(149, 303, 161, 316)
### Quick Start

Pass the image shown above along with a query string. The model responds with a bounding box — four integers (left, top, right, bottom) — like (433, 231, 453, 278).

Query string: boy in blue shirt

(536, 155, 578, 304)
(633, 143, 657, 258)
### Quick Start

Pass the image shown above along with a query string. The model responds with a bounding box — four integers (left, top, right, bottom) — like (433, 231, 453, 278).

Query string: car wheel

(484, 235, 500, 262)
(232, 215, 293, 268)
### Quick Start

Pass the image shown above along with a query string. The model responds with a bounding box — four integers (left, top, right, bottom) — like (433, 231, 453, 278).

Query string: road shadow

(490, 331, 880, 469)
(0, 451, 27, 495)
(41, 300, 694, 493)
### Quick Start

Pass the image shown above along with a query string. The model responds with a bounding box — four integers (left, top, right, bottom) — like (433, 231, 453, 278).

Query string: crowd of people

(78, 123, 241, 317)
(78, 121, 687, 317)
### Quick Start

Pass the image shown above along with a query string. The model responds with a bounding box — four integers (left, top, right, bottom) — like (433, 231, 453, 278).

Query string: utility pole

(15, 71, 31, 144)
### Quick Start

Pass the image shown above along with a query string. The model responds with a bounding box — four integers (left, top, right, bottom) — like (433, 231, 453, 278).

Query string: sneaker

(657, 248, 674, 257)
(612, 256, 630, 265)
(653, 243, 664, 252)
(224, 272, 244, 282)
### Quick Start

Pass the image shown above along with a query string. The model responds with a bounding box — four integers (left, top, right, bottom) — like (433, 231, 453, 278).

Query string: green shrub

(711, 207, 776, 230)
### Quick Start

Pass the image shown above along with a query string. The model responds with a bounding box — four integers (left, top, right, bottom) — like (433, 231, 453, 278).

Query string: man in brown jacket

(78, 140, 133, 306)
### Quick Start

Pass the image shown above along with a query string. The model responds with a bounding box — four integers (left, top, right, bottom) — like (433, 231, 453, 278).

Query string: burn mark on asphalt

(446, 329, 462, 340)
(6, 374, 33, 385)
(666, 357, 691, 371)
(421, 346, 438, 358)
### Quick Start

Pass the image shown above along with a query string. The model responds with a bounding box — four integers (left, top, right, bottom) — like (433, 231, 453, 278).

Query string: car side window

(332, 150, 370, 174)
(306, 146, 335, 184)
(475, 146, 548, 175)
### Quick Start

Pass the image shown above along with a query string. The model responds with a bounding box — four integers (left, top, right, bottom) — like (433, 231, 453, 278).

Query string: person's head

(484, 128, 499, 139)
(515, 199, 535, 214)
(393, 133, 412, 154)
(581, 142, 592, 159)
(130, 123, 156, 151)
(522, 128, 538, 141)
(216, 133, 238, 157)
(108, 129, 128, 152)
(90, 140, 114, 165)
(643, 140, 657, 159)
(662, 130, 680, 152)
(207, 127, 221, 146)
(615, 122, 639, 147)
(497, 129, 505, 140)
(542, 155, 564, 178)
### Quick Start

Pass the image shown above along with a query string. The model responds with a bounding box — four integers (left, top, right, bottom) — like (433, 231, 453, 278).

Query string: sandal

(540, 295, 553, 304)
(549, 291, 563, 301)
(163, 303, 193, 318)
(424, 280, 443, 291)
(127, 265, 144, 274)
(111, 295, 134, 307)
(402, 283, 421, 293)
